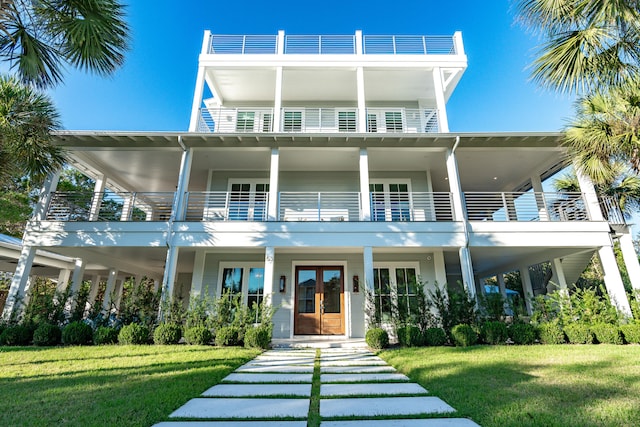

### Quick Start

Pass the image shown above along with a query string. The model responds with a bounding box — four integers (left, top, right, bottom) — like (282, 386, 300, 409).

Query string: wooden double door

(294, 266, 344, 335)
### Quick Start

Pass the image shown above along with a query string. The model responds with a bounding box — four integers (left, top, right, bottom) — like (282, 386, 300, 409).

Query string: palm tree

(0, 0, 129, 88)
(515, 0, 640, 94)
(564, 82, 640, 184)
(0, 75, 63, 186)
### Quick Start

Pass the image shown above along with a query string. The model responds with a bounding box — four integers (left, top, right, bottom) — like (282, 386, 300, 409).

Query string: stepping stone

(321, 373, 409, 383)
(203, 384, 311, 397)
(321, 359, 388, 366)
(155, 422, 307, 427)
(236, 364, 314, 373)
(321, 420, 481, 427)
(321, 366, 395, 373)
(320, 383, 428, 396)
(252, 358, 315, 365)
(223, 373, 313, 383)
(169, 398, 309, 418)
(319, 396, 455, 417)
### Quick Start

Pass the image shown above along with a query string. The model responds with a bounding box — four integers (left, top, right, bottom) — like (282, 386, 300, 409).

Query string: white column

(264, 247, 275, 298)
(273, 66, 283, 132)
(32, 170, 61, 220)
(530, 174, 549, 221)
(619, 232, 640, 290)
(88, 174, 106, 221)
(190, 251, 206, 297)
(359, 148, 371, 220)
(519, 265, 534, 314)
(356, 66, 366, 132)
(56, 269, 72, 293)
(598, 245, 633, 316)
(550, 258, 568, 292)
(433, 250, 447, 287)
(355, 30, 363, 55)
(459, 247, 476, 298)
(575, 166, 604, 221)
(432, 67, 449, 133)
(453, 31, 465, 55)
(69, 258, 86, 294)
(445, 149, 465, 221)
(153, 278, 160, 293)
(161, 246, 179, 306)
(172, 147, 193, 222)
(277, 29, 285, 54)
(268, 148, 280, 221)
(114, 279, 125, 310)
(102, 269, 118, 312)
(496, 273, 508, 300)
(87, 274, 101, 305)
(120, 194, 133, 221)
(188, 66, 207, 132)
(363, 246, 374, 328)
(2, 245, 36, 320)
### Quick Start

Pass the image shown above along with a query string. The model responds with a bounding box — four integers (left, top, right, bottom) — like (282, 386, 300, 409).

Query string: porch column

(161, 246, 179, 307)
(363, 246, 374, 328)
(65, 258, 86, 315)
(445, 149, 465, 221)
(88, 174, 106, 221)
(519, 265, 534, 315)
(359, 148, 371, 220)
(432, 67, 449, 133)
(273, 66, 283, 132)
(102, 268, 118, 313)
(356, 66, 366, 133)
(2, 245, 36, 320)
(268, 148, 280, 221)
(433, 250, 447, 287)
(190, 251, 206, 298)
(264, 247, 275, 298)
(575, 166, 604, 221)
(496, 273, 508, 300)
(598, 245, 633, 317)
(172, 146, 193, 222)
(32, 169, 61, 220)
(87, 274, 101, 306)
(187, 30, 211, 132)
(619, 230, 640, 291)
(120, 194, 134, 221)
(459, 247, 476, 299)
(550, 258, 568, 292)
(56, 269, 72, 293)
(530, 174, 549, 221)
(114, 279, 125, 310)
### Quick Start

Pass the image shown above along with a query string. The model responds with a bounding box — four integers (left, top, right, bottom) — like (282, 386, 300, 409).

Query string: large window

(373, 263, 420, 322)
(219, 263, 266, 320)
(370, 181, 412, 221)
(228, 180, 269, 221)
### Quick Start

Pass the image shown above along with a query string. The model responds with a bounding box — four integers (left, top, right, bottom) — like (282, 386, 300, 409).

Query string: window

(338, 111, 356, 132)
(283, 110, 303, 132)
(385, 111, 403, 132)
(219, 263, 266, 321)
(221, 267, 243, 297)
(367, 114, 378, 133)
(247, 267, 265, 309)
(236, 111, 255, 132)
(227, 181, 269, 221)
(373, 264, 420, 322)
(370, 181, 412, 221)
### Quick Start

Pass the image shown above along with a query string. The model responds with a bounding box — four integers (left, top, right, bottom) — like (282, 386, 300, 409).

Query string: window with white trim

(218, 263, 265, 307)
(370, 180, 412, 221)
(227, 180, 269, 221)
(373, 263, 420, 322)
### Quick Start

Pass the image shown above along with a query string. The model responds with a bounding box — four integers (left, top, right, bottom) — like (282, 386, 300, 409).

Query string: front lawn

(0, 345, 260, 426)
(381, 345, 640, 427)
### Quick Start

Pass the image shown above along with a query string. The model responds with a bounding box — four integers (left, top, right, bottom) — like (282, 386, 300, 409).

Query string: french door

(370, 182, 412, 221)
(227, 181, 269, 221)
(294, 266, 344, 335)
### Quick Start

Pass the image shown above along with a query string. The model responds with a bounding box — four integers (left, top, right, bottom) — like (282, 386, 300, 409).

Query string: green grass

(0, 345, 260, 427)
(380, 345, 640, 427)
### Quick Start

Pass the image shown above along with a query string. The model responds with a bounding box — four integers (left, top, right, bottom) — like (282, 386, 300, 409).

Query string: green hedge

(153, 323, 182, 345)
(397, 325, 423, 347)
(184, 326, 212, 345)
(538, 322, 565, 344)
(564, 323, 593, 344)
(365, 328, 389, 350)
(621, 324, 640, 344)
(33, 323, 61, 346)
(480, 321, 508, 345)
(118, 323, 150, 345)
(423, 327, 447, 346)
(508, 323, 537, 345)
(451, 324, 478, 347)
(62, 321, 93, 346)
(591, 324, 623, 345)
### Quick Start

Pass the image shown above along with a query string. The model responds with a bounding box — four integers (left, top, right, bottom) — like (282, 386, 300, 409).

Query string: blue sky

(50, 0, 575, 133)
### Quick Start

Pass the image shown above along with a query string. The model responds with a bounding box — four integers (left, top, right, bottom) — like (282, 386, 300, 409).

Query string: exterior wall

(279, 172, 360, 192)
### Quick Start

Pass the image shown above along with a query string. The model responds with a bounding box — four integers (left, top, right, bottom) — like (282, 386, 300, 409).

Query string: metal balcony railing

(600, 196, 626, 225)
(183, 192, 269, 221)
(363, 35, 457, 55)
(284, 35, 355, 54)
(279, 192, 361, 221)
(209, 35, 277, 54)
(464, 192, 590, 222)
(370, 192, 454, 221)
(46, 192, 175, 222)
(196, 107, 439, 134)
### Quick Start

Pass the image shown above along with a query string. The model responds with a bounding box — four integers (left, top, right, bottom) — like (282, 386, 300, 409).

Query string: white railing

(464, 192, 589, 222)
(370, 192, 454, 221)
(366, 108, 439, 133)
(363, 35, 456, 55)
(284, 35, 355, 54)
(208, 35, 277, 54)
(279, 192, 361, 221)
(281, 108, 358, 133)
(183, 192, 269, 221)
(600, 196, 626, 225)
(197, 108, 274, 133)
(46, 192, 175, 222)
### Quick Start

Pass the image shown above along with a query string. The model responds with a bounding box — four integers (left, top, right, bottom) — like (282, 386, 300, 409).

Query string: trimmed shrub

(62, 321, 93, 345)
(244, 325, 271, 349)
(451, 324, 478, 347)
(184, 325, 212, 345)
(591, 323, 623, 345)
(480, 321, 508, 345)
(508, 323, 537, 345)
(365, 327, 389, 350)
(93, 326, 119, 345)
(32, 323, 61, 346)
(0, 324, 32, 346)
(215, 325, 241, 346)
(564, 323, 593, 344)
(153, 323, 182, 345)
(538, 322, 566, 344)
(423, 327, 447, 346)
(118, 323, 150, 345)
(621, 324, 640, 344)
(396, 325, 423, 347)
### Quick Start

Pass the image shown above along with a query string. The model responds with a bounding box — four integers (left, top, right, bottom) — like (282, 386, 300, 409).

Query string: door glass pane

(229, 183, 251, 220)
(297, 269, 316, 313)
(390, 183, 411, 221)
(254, 184, 269, 221)
(374, 268, 392, 321)
(222, 268, 243, 296)
(323, 269, 341, 313)
(370, 183, 385, 221)
(247, 268, 264, 308)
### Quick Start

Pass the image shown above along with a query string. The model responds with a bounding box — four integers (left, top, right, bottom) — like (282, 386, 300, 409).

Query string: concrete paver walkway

(153, 347, 480, 426)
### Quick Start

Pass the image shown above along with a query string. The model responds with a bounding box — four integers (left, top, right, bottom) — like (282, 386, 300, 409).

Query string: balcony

(207, 34, 458, 56)
(46, 192, 175, 221)
(196, 107, 439, 133)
